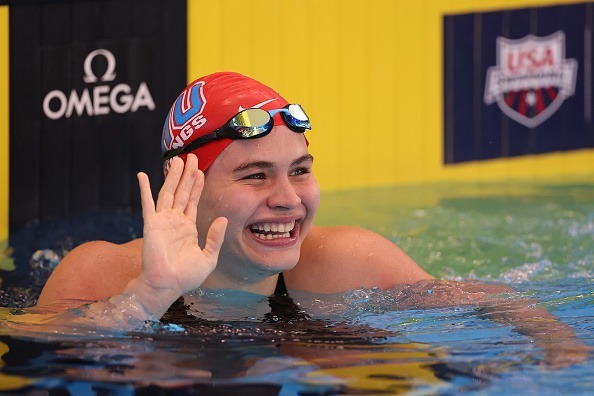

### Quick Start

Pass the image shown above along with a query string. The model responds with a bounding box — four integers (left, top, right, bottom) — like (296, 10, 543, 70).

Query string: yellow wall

(0, 1, 592, 232)
(1, 6, 8, 241)
(0, 5, 13, 271)
(188, 0, 594, 191)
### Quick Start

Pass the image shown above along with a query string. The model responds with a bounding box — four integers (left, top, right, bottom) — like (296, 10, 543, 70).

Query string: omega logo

(42, 48, 156, 120)
(83, 49, 117, 83)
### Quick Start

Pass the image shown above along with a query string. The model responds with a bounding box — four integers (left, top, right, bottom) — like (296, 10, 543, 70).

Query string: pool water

(0, 178, 593, 395)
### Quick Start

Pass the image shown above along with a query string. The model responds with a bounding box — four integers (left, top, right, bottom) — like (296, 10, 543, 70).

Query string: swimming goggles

(161, 104, 311, 161)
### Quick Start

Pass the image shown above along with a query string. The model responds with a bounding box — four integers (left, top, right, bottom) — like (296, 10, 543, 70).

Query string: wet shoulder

(36, 238, 144, 307)
(65, 238, 143, 274)
(286, 225, 433, 293)
(285, 225, 365, 293)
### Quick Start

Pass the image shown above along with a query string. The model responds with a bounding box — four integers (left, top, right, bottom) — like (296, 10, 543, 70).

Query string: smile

(249, 221, 296, 240)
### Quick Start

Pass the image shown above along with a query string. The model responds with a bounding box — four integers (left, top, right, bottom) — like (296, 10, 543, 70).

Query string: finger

(185, 160, 204, 221)
(173, 154, 199, 211)
(156, 156, 183, 212)
(137, 172, 155, 217)
(202, 217, 228, 264)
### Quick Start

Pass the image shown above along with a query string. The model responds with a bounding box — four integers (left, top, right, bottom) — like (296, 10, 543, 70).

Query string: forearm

(395, 281, 584, 342)
(478, 298, 578, 345)
(393, 279, 590, 368)
(478, 297, 591, 369)
(58, 293, 161, 330)
(27, 277, 182, 332)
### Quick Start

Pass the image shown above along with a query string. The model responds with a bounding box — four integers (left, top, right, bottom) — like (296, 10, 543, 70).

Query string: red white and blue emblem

(484, 31, 577, 128)
(161, 80, 207, 152)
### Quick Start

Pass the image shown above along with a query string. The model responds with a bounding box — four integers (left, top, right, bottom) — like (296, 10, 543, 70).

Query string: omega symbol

(83, 49, 117, 83)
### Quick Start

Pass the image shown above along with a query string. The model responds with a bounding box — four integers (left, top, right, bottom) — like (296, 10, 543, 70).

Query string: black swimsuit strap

(266, 273, 310, 322)
(163, 272, 308, 324)
(274, 272, 288, 295)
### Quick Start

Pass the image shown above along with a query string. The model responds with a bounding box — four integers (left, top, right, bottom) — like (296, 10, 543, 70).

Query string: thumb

(202, 217, 228, 263)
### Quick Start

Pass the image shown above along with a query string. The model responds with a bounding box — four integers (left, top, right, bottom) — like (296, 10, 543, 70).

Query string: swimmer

(36, 72, 590, 368)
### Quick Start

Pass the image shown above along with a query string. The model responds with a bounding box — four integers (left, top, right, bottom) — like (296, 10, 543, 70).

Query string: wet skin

(195, 126, 320, 293)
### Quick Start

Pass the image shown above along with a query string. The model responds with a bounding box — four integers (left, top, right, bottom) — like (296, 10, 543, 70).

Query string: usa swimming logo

(484, 31, 577, 128)
(161, 80, 207, 153)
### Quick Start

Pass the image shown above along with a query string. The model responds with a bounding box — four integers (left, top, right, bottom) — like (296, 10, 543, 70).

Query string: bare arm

(30, 154, 227, 330)
(477, 290, 591, 369)
(36, 239, 144, 308)
(390, 279, 592, 369)
(287, 227, 590, 369)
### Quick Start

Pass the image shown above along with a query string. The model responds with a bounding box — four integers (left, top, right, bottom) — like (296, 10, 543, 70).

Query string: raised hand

(126, 154, 227, 317)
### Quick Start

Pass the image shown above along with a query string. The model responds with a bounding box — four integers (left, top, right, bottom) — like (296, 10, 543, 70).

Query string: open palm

(137, 154, 227, 302)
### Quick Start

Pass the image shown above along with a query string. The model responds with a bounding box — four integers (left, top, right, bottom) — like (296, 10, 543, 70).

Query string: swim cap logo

(484, 31, 577, 128)
(42, 49, 156, 120)
(161, 80, 208, 152)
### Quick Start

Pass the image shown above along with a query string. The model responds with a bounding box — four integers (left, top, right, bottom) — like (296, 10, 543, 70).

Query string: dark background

(5, 0, 187, 291)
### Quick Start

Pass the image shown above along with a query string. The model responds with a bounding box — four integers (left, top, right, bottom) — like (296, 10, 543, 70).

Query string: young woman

(35, 72, 590, 368)
(37, 71, 431, 317)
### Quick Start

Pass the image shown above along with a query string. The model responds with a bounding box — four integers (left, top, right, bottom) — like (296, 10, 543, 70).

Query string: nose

(267, 176, 302, 210)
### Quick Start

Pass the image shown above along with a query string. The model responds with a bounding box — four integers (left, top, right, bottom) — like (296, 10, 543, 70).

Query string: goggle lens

(284, 104, 311, 130)
(230, 109, 273, 138)
(288, 104, 308, 121)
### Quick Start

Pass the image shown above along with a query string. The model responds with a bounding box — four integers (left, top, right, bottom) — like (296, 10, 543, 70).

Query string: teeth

(250, 221, 295, 239)
(255, 232, 291, 240)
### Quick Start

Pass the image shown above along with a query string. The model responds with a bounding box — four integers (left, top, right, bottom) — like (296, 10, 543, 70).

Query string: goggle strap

(161, 133, 219, 161)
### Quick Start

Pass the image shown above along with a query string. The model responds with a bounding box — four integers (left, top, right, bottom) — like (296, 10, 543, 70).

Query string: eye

(241, 172, 266, 180)
(290, 167, 311, 177)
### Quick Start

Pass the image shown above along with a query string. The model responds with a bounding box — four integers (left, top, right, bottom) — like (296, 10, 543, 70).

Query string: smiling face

(196, 125, 320, 287)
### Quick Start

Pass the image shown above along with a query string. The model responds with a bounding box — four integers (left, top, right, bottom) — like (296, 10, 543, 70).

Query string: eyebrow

(233, 154, 314, 173)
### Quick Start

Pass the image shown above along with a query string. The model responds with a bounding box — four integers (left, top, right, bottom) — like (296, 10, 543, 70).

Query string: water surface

(0, 178, 592, 395)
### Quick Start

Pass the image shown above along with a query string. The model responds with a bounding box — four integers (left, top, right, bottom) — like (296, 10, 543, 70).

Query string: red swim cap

(161, 72, 289, 173)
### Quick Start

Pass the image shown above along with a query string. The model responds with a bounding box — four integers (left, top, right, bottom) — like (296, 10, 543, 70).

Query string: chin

(249, 250, 301, 274)
(219, 239, 301, 279)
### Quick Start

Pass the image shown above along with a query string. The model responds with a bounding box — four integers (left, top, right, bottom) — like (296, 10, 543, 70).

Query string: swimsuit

(162, 273, 307, 323)
(274, 272, 288, 295)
